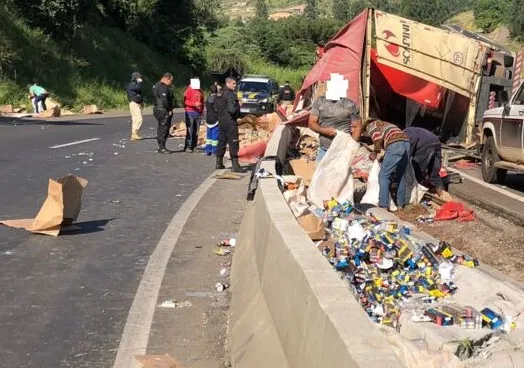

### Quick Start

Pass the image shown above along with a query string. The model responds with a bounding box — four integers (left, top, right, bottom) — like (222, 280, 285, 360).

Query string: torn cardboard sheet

(0, 175, 88, 236)
(135, 354, 181, 368)
(289, 159, 316, 186)
(298, 213, 325, 240)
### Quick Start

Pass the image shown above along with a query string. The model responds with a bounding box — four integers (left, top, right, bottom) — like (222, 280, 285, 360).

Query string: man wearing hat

(127, 71, 144, 140)
(364, 118, 411, 210)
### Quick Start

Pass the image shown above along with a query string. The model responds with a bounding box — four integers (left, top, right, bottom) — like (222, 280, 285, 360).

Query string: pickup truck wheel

(482, 136, 507, 183)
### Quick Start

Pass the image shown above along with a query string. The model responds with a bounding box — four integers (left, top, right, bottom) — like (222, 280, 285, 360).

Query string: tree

(474, 0, 509, 33)
(332, 0, 350, 21)
(509, 0, 524, 39)
(255, 0, 268, 20)
(400, 0, 444, 26)
(305, 0, 317, 20)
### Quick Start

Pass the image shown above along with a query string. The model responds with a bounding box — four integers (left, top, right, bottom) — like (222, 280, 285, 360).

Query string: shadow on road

(502, 173, 524, 193)
(60, 218, 118, 235)
(0, 116, 103, 126)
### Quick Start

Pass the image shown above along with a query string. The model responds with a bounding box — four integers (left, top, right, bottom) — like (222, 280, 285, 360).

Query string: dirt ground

(396, 200, 524, 283)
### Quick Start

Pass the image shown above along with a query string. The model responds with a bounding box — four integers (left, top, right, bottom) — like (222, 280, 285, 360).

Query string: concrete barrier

(229, 126, 403, 367)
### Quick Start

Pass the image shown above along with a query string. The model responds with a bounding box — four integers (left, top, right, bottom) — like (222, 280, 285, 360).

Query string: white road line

(112, 174, 217, 368)
(448, 167, 524, 204)
(49, 138, 100, 149)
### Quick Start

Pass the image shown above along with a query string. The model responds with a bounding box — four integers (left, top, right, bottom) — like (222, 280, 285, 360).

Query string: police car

(236, 75, 279, 116)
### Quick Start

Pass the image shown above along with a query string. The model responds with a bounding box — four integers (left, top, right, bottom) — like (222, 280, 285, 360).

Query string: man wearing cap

(127, 71, 144, 140)
(152, 73, 175, 154)
(364, 118, 411, 210)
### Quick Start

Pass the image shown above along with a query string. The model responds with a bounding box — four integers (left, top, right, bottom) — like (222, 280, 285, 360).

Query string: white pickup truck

(480, 86, 524, 183)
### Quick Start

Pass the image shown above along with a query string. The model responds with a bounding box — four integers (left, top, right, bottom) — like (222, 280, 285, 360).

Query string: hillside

(0, 9, 190, 110)
(446, 10, 523, 53)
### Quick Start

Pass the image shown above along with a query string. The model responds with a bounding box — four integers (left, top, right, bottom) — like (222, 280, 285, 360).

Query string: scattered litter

(255, 168, 274, 178)
(135, 353, 180, 368)
(65, 156, 71, 159)
(4, 250, 14, 255)
(75, 168, 80, 171)
(0, 175, 88, 236)
(158, 300, 192, 309)
(175, 194, 182, 197)
(219, 238, 236, 247)
(213, 247, 231, 256)
(195, 245, 203, 249)
(114, 152, 118, 155)
(109, 200, 121, 204)
(220, 268, 230, 277)
(215, 283, 229, 292)
(185, 291, 214, 298)
(212, 172, 244, 180)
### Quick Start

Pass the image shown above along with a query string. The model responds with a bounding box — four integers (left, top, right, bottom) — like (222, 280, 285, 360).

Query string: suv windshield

(237, 81, 268, 93)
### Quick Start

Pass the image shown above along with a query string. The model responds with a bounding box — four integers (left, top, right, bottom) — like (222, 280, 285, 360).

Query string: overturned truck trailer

(294, 8, 514, 145)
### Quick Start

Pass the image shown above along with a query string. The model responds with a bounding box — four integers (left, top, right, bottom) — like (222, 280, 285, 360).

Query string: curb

(448, 182, 524, 227)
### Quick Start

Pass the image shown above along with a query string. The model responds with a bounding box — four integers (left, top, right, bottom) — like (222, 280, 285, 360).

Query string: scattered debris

(135, 353, 181, 368)
(215, 283, 229, 292)
(158, 300, 192, 309)
(82, 105, 103, 115)
(0, 175, 88, 236)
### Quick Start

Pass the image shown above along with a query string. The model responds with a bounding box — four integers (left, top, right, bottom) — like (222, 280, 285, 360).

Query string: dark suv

(236, 75, 279, 116)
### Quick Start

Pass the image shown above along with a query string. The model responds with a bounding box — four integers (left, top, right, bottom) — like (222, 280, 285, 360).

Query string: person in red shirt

(183, 78, 205, 152)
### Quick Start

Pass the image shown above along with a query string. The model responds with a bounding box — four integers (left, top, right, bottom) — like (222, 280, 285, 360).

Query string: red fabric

(183, 87, 204, 114)
(435, 202, 475, 222)
(371, 49, 444, 109)
(297, 8, 369, 105)
(238, 141, 267, 164)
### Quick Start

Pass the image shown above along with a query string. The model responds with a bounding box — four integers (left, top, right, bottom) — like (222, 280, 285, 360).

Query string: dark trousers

(185, 112, 201, 150)
(154, 107, 172, 147)
(217, 121, 239, 159)
(412, 145, 443, 190)
(34, 94, 48, 113)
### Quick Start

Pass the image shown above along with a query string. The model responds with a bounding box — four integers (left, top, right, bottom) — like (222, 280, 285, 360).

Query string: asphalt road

(0, 114, 216, 367)
(453, 166, 524, 198)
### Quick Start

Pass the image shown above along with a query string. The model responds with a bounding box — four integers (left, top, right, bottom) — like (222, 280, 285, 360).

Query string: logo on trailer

(383, 30, 400, 57)
(400, 21, 411, 66)
(453, 52, 464, 66)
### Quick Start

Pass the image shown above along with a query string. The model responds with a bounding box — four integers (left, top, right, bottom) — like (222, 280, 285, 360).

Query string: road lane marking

(113, 174, 217, 368)
(49, 138, 100, 149)
(448, 167, 524, 204)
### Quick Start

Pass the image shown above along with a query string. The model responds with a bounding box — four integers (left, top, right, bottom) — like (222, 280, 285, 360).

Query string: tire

(481, 136, 507, 183)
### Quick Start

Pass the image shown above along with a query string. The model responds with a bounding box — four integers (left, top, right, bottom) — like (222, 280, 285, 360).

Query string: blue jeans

(379, 141, 411, 208)
(316, 146, 328, 163)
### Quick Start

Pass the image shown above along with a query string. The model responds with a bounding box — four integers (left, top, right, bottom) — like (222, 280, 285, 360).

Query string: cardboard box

(298, 213, 325, 241)
(290, 159, 317, 186)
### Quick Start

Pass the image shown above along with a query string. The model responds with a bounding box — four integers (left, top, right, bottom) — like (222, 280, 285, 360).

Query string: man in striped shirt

(364, 118, 411, 210)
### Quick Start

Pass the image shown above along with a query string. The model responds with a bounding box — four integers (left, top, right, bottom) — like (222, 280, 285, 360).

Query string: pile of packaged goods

(309, 198, 516, 332)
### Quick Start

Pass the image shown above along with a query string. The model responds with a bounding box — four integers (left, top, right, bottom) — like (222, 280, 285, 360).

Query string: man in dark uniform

(215, 77, 243, 172)
(277, 81, 295, 105)
(152, 73, 175, 154)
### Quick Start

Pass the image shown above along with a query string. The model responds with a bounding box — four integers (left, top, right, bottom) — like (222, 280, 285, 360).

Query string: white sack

(361, 159, 398, 210)
(308, 132, 359, 207)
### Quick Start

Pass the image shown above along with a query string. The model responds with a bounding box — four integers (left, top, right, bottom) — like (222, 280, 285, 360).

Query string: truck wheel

(482, 136, 507, 183)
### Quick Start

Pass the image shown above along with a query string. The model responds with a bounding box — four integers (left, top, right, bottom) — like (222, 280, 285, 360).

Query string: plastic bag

(308, 132, 359, 207)
(361, 159, 427, 209)
(360, 160, 398, 210)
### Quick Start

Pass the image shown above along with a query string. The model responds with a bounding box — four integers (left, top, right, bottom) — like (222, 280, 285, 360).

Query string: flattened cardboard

(135, 354, 180, 368)
(290, 159, 317, 186)
(0, 175, 88, 236)
(298, 214, 325, 241)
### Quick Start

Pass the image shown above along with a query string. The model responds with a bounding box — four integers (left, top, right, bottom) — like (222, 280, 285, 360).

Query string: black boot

(216, 156, 226, 170)
(231, 158, 243, 173)
(157, 144, 174, 154)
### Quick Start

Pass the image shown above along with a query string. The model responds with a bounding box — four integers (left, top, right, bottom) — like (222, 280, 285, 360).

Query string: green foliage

(474, 0, 509, 33)
(305, 0, 317, 19)
(509, 0, 524, 40)
(0, 8, 190, 109)
(255, 0, 269, 19)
